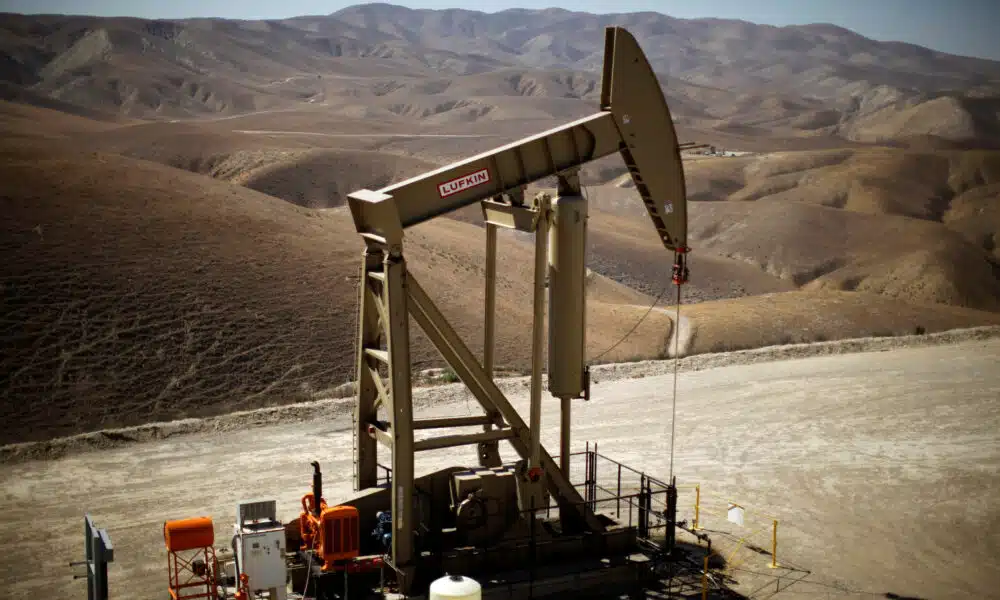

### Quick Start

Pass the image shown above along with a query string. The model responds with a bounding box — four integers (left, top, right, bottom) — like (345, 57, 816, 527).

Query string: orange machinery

(164, 516, 218, 600)
(233, 573, 252, 600)
(299, 461, 361, 571)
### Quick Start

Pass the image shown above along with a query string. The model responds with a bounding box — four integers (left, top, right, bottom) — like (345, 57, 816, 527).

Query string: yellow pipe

(693, 484, 700, 530)
(769, 519, 779, 569)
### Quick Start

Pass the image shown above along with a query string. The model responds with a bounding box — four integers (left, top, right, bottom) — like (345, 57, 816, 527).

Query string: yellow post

(702, 554, 709, 600)
(693, 484, 701, 530)
(768, 519, 779, 568)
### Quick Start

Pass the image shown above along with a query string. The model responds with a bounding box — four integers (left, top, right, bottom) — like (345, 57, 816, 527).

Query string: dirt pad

(2, 337, 999, 599)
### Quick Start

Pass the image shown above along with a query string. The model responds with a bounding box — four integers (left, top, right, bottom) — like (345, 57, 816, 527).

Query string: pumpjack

(316, 25, 693, 597)
(121, 25, 698, 600)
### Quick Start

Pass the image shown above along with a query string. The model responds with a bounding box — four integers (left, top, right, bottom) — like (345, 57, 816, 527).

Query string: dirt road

(2, 338, 998, 599)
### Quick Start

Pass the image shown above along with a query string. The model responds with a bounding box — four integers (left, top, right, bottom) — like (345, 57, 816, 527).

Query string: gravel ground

(2, 327, 999, 599)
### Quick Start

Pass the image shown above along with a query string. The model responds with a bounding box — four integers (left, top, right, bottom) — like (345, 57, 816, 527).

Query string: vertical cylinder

(311, 461, 323, 517)
(547, 194, 588, 399)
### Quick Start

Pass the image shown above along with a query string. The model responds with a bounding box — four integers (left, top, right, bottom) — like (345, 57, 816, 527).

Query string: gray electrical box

(234, 499, 287, 600)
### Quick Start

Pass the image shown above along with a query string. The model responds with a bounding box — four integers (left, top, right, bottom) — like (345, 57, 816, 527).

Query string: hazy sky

(3, 0, 998, 61)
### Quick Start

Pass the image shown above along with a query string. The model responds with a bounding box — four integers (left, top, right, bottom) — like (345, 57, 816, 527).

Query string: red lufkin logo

(438, 168, 491, 198)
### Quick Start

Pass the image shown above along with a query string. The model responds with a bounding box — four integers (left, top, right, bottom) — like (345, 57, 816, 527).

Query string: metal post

(529, 197, 550, 470)
(384, 251, 415, 571)
(484, 222, 497, 377)
(769, 520, 779, 568)
(693, 484, 701, 530)
(85, 516, 94, 600)
(664, 476, 677, 555)
(616, 463, 622, 518)
(529, 495, 537, 598)
(638, 474, 647, 538)
(701, 554, 708, 600)
(560, 397, 571, 476)
(590, 442, 599, 511)
(480, 220, 502, 468)
(355, 248, 382, 491)
(76, 515, 113, 600)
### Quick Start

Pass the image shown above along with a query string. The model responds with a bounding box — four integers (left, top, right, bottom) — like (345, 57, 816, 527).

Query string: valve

(234, 573, 251, 600)
(671, 249, 689, 286)
(372, 511, 392, 551)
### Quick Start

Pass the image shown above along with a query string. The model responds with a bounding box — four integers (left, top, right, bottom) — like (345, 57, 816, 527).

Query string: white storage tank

(429, 574, 482, 600)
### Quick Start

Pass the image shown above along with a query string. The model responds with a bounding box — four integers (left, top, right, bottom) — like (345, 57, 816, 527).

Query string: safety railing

(374, 443, 778, 598)
(565, 446, 787, 599)
(561, 442, 680, 541)
(682, 484, 780, 570)
(666, 482, 786, 598)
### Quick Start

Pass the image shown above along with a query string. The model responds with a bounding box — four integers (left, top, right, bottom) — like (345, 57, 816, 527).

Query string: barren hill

(575, 147, 1000, 312)
(0, 116, 677, 446)
(3, 5, 1000, 146)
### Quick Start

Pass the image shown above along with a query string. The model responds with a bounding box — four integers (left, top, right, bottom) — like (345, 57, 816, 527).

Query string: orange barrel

(164, 517, 215, 551)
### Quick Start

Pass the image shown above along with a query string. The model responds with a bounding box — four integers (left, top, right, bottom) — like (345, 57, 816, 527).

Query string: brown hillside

(578, 148, 1000, 312)
(681, 290, 1000, 355)
(0, 137, 671, 445)
(238, 149, 438, 208)
(842, 95, 1000, 147)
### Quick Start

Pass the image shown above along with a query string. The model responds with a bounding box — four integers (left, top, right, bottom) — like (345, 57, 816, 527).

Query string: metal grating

(237, 499, 278, 527)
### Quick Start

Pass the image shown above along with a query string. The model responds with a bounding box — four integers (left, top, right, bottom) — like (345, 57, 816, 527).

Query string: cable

(588, 282, 672, 363)
(581, 174, 687, 483)
(669, 282, 681, 482)
(582, 180, 675, 365)
(302, 538, 315, 599)
(230, 534, 240, 589)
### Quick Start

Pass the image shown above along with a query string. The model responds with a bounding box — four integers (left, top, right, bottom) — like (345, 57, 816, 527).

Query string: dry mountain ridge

(2, 5, 1000, 145)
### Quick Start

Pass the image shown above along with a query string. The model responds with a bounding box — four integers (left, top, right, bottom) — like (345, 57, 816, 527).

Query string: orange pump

(299, 491, 328, 551)
(299, 462, 361, 571)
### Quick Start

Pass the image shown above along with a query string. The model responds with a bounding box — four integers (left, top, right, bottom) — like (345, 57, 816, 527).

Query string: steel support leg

(354, 248, 383, 491)
(529, 200, 550, 469)
(480, 221, 502, 468)
(383, 251, 415, 570)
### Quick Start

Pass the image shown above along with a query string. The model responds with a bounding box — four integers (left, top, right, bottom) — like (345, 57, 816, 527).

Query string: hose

(231, 534, 240, 584)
